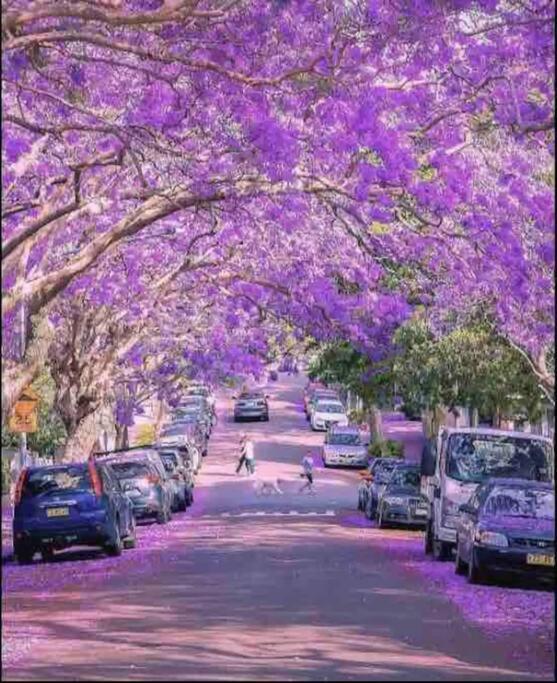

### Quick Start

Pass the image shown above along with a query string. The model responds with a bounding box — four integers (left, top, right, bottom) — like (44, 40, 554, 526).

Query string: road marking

(212, 510, 337, 518)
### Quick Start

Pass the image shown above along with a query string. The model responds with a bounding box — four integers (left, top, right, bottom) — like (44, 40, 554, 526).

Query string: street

(1, 375, 553, 681)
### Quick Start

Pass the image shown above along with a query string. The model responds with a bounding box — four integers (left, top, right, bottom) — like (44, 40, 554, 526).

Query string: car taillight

(88, 459, 103, 497)
(147, 474, 160, 484)
(14, 468, 29, 505)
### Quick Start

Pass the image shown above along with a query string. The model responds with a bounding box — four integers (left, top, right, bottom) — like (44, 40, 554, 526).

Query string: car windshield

(446, 434, 553, 483)
(167, 417, 197, 429)
(388, 468, 420, 488)
(23, 466, 92, 497)
(316, 402, 344, 414)
(374, 471, 393, 484)
(328, 433, 361, 446)
(483, 486, 555, 520)
(239, 393, 264, 400)
(110, 461, 151, 479)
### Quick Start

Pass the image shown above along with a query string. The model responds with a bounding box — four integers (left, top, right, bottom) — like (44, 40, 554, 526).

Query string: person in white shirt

(244, 438, 255, 476)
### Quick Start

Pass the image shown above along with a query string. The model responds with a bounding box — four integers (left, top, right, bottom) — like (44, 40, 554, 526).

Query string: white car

(323, 425, 369, 467)
(310, 399, 348, 431)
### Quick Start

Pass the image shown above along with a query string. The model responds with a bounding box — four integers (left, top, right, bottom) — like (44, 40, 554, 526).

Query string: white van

(421, 427, 554, 560)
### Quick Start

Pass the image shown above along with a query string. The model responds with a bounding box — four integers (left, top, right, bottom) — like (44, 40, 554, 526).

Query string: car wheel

(15, 547, 34, 565)
(424, 519, 433, 555)
(432, 537, 451, 561)
(454, 541, 467, 575)
(105, 522, 123, 557)
(156, 509, 167, 525)
(41, 547, 54, 563)
(467, 549, 487, 584)
(123, 516, 137, 550)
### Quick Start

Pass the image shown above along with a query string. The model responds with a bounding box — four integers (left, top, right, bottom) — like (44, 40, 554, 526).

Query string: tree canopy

(2, 0, 554, 453)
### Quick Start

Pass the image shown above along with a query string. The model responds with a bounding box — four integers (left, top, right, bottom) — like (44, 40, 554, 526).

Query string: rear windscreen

(110, 461, 151, 479)
(23, 466, 92, 497)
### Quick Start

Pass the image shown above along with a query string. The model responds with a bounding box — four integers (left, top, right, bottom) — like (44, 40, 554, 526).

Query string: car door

(99, 465, 119, 531)
(459, 490, 481, 562)
(107, 466, 133, 534)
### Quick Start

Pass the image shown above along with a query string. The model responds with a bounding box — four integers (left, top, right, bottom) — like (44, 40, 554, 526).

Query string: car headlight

(384, 496, 405, 506)
(474, 530, 508, 548)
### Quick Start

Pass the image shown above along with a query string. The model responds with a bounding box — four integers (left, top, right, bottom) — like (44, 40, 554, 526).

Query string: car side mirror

(232, 395, 237, 400)
(420, 444, 436, 477)
(459, 503, 474, 515)
(265, 394, 270, 399)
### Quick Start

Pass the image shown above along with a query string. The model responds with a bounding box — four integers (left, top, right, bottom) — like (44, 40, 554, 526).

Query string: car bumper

(126, 495, 163, 518)
(313, 420, 348, 431)
(325, 456, 368, 467)
(475, 545, 555, 580)
(235, 410, 268, 420)
(382, 506, 428, 526)
(14, 522, 113, 551)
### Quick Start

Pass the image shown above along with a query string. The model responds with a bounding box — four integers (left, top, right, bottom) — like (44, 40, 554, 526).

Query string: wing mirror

(232, 395, 237, 400)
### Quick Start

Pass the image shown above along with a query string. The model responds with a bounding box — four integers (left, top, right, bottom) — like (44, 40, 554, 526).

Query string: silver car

(323, 425, 369, 468)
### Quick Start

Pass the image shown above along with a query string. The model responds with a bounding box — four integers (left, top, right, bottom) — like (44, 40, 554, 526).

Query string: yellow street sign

(9, 386, 39, 433)
(9, 409, 38, 433)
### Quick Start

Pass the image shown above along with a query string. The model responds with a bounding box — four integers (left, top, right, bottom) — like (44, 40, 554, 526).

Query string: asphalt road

(1, 375, 552, 680)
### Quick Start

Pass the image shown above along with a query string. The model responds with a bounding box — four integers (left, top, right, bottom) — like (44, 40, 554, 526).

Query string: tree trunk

(367, 404, 383, 441)
(62, 410, 101, 461)
(1, 317, 54, 425)
(153, 400, 166, 440)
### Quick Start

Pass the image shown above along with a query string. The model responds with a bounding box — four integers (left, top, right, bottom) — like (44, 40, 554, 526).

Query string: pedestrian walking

(299, 450, 315, 494)
(244, 437, 256, 476)
(236, 434, 256, 476)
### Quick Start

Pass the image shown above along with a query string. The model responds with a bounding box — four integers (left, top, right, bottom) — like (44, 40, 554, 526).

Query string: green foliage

(308, 341, 393, 409)
(368, 439, 405, 458)
(1, 370, 67, 456)
(393, 319, 546, 422)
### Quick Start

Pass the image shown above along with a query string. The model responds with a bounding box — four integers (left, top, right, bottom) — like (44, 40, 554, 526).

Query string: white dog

(252, 477, 285, 495)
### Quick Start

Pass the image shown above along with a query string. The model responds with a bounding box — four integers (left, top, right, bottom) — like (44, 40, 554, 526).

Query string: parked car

(364, 459, 405, 519)
(233, 391, 269, 422)
(303, 383, 325, 414)
(323, 425, 368, 468)
(306, 389, 338, 420)
(12, 461, 136, 564)
(157, 448, 193, 510)
(173, 399, 214, 439)
(310, 398, 347, 431)
(376, 464, 428, 528)
(162, 416, 208, 457)
(98, 448, 174, 525)
(421, 427, 554, 561)
(357, 457, 388, 511)
(455, 478, 555, 585)
(158, 433, 202, 473)
(184, 384, 216, 410)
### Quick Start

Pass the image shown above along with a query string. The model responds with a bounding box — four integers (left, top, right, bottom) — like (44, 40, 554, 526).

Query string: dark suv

(96, 448, 174, 524)
(158, 448, 194, 510)
(12, 461, 136, 564)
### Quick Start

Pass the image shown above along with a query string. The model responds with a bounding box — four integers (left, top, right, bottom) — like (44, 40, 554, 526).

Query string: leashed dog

(252, 477, 285, 495)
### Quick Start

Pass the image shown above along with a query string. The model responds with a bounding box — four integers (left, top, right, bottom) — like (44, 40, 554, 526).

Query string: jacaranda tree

(2, 0, 554, 447)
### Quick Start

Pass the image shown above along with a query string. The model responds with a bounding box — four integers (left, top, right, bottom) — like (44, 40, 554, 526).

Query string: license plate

(414, 509, 428, 517)
(527, 553, 555, 567)
(46, 507, 69, 518)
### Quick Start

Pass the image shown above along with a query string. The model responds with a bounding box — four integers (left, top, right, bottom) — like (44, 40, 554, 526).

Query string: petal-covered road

(1, 375, 553, 680)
